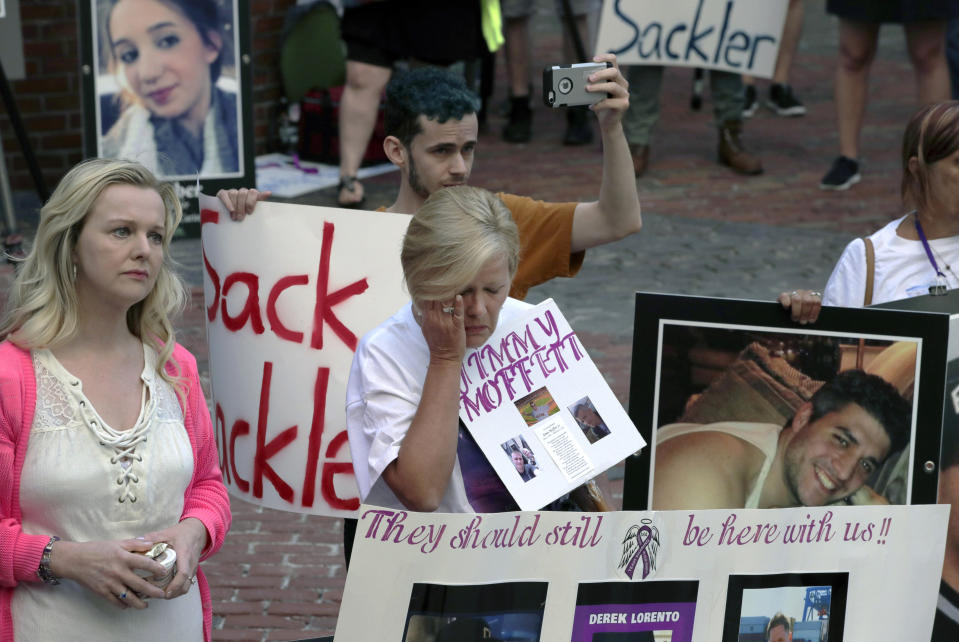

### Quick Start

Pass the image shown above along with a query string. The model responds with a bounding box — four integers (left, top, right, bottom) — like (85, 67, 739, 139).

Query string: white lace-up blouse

(11, 345, 202, 641)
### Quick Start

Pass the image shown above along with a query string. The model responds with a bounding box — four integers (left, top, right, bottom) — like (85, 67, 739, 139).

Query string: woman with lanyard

(781, 101, 959, 640)
(822, 101, 959, 307)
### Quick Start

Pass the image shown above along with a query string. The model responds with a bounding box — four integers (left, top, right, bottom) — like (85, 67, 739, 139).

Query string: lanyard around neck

(914, 213, 946, 277)
(913, 211, 949, 295)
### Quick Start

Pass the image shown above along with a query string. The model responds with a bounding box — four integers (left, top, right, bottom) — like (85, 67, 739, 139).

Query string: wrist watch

(36, 536, 60, 585)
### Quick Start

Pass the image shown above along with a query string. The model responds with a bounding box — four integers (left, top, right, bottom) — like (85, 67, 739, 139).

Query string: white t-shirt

(346, 298, 532, 513)
(823, 214, 959, 307)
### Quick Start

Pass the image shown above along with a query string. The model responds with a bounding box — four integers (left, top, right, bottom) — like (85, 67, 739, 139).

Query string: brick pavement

(0, 5, 939, 641)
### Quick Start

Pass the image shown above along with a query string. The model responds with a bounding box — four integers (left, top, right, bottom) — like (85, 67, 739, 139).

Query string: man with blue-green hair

(379, 55, 642, 299)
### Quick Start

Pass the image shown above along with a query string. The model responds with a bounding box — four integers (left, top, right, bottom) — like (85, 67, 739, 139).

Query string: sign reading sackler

(595, 0, 789, 77)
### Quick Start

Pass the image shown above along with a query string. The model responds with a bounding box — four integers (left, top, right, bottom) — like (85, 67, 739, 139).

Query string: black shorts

(826, 0, 959, 23)
(341, 1, 485, 67)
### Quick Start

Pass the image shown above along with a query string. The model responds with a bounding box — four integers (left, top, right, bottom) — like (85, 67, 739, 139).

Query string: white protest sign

(336, 504, 947, 640)
(459, 299, 646, 510)
(199, 196, 411, 515)
(596, 0, 789, 77)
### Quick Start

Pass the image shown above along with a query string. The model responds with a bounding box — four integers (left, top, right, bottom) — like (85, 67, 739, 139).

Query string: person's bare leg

(835, 19, 879, 159)
(503, 15, 534, 142)
(905, 20, 951, 104)
(504, 16, 531, 98)
(773, 0, 805, 84)
(562, 14, 591, 61)
(561, 13, 596, 145)
(338, 60, 391, 205)
(744, 1, 802, 86)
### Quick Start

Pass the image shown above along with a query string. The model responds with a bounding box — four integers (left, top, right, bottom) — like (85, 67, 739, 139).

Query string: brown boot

(629, 144, 650, 177)
(718, 119, 762, 175)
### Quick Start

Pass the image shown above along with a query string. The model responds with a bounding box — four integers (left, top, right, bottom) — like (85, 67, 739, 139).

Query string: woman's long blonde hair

(0, 158, 189, 392)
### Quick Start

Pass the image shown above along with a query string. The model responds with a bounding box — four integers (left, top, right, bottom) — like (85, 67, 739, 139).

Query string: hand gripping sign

(200, 195, 411, 515)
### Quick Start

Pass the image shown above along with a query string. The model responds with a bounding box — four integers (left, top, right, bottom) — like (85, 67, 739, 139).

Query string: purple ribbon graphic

(624, 525, 654, 579)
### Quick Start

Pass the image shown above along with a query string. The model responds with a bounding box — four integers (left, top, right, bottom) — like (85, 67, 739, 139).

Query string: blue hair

(385, 67, 481, 148)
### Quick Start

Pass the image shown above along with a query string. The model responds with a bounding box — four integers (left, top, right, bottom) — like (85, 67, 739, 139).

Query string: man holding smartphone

(220, 53, 642, 301)
(376, 52, 640, 298)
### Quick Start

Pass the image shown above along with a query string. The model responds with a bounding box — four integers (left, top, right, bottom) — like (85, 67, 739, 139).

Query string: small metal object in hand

(134, 542, 177, 596)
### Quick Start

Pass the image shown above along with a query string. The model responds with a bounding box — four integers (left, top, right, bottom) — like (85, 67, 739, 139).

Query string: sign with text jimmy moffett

(334, 504, 948, 641)
(200, 196, 411, 516)
(596, 0, 788, 77)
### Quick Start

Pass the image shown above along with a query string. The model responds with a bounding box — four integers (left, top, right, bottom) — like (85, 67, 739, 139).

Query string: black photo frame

(623, 292, 950, 511)
(402, 582, 548, 642)
(78, 0, 255, 237)
(721, 572, 848, 642)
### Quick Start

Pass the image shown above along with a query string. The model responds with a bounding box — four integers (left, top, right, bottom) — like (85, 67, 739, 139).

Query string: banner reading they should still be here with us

(336, 504, 948, 640)
(200, 195, 411, 516)
(596, 0, 789, 77)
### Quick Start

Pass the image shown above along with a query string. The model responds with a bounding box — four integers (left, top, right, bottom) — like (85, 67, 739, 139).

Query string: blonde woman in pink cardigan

(0, 158, 230, 641)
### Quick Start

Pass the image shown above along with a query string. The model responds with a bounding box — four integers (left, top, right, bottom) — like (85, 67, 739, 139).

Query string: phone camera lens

(558, 78, 573, 95)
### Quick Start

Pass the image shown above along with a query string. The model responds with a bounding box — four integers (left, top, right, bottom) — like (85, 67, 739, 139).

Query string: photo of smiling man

(652, 369, 911, 510)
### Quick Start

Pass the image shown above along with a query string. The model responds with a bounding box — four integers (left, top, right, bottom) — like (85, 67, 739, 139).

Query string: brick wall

(0, 0, 296, 193)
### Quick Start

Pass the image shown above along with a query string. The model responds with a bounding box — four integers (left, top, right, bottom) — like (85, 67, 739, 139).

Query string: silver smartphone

(543, 61, 612, 108)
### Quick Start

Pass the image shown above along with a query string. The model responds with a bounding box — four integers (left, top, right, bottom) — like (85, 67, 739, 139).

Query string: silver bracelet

(36, 536, 60, 585)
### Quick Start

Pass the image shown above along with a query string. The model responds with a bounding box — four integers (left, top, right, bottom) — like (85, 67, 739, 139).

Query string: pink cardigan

(0, 341, 231, 641)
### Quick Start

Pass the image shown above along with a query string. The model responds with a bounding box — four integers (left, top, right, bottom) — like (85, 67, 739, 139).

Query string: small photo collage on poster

(500, 435, 541, 484)
(569, 396, 612, 444)
(515, 387, 560, 427)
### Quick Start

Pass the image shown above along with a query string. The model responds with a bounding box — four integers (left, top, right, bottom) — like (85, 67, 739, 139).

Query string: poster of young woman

(79, 0, 254, 236)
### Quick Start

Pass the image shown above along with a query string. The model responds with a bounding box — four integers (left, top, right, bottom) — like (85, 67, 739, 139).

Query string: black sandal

(337, 175, 366, 208)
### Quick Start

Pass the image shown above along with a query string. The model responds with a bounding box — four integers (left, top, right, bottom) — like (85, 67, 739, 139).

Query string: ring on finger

(442, 306, 454, 315)
(190, 575, 197, 585)
(811, 291, 822, 298)
(117, 591, 127, 600)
